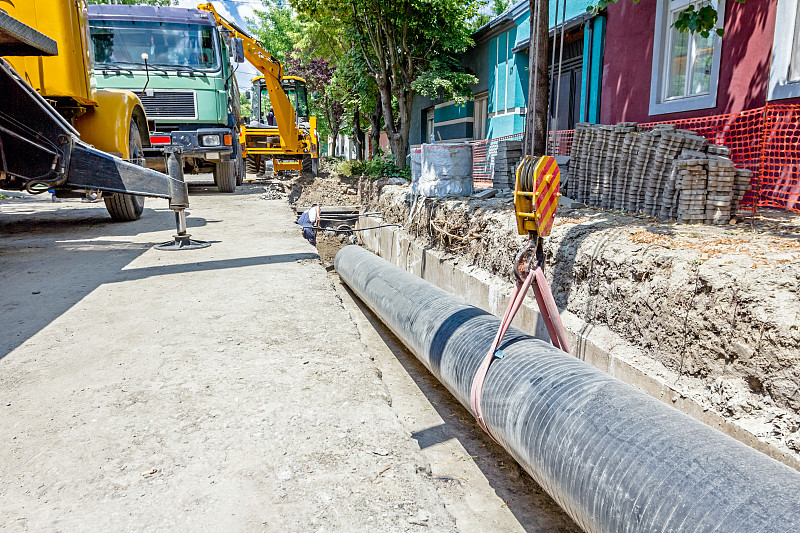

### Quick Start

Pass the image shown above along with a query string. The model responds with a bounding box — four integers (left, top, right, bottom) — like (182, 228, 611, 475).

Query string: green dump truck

(87, 5, 245, 193)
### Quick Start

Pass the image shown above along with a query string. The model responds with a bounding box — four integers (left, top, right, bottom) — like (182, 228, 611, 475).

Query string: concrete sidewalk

(0, 186, 455, 531)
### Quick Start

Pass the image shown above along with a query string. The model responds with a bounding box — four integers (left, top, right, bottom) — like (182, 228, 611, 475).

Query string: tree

(285, 51, 345, 156)
(524, 0, 746, 157)
(248, 0, 305, 63)
(87, 0, 176, 5)
(293, 0, 480, 169)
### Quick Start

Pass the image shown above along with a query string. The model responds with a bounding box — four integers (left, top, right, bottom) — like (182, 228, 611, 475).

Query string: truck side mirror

(233, 38, 245, 64)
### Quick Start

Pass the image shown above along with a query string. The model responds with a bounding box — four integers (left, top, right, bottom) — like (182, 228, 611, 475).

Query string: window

(473, 92, 488, 140)
(427, 109, 435, 143)
(790, 1, 800, 81)
(90, 21, 220, 71)
(768, 0, 800, 100)
(649, 0, 725, 115)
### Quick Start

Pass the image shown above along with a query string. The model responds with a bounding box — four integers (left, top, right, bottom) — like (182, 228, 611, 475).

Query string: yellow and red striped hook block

(513, 155, 561, 237)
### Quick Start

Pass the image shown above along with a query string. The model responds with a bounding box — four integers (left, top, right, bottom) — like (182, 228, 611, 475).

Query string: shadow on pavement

(0, 202, 316, 360)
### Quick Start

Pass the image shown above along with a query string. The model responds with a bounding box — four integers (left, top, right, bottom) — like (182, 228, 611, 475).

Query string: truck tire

(236, 155, 245, 186)
(214, 160, 237, 193)
(104, 121, 145, 221)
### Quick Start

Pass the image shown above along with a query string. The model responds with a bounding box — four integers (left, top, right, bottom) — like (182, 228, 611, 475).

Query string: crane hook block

(514, 155, 561, 237)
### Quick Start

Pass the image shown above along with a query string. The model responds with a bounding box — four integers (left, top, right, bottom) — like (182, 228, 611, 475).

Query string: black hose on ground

(334, 245, 800, 533)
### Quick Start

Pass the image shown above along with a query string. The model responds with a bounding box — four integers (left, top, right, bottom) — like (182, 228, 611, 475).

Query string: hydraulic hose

(334, 245, 800, 533)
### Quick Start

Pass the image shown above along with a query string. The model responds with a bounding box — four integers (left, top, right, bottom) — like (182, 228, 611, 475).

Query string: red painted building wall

(600, 0, 798, 124)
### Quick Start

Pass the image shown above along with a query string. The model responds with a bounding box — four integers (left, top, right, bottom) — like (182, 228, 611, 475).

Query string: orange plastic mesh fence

(759, 105, 800, 211)
(470, 105, 800, 211)
(471, 133, 523, 188)
(470, 131, 573, 188)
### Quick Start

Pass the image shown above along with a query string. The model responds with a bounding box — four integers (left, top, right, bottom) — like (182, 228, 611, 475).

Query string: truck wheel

(214, 160, 237, 193)
(236, 155, 245, 186)
(104, 121, 145, 221)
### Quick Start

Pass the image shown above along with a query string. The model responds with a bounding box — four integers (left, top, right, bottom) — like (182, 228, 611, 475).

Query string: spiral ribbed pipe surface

(335, 245, 800, 533)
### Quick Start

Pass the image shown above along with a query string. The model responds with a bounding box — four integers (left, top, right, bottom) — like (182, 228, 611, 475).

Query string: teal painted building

(410, 0, 605, 147)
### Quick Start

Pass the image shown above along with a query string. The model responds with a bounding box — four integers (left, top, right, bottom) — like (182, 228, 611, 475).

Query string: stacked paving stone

(626, 128, 663, 213)
(613, 130, 641, 211)
(704, 152, 737, 224)
(492, 139, 523, 189)
(568, 123, 593, 203)
(675, 154, 710, 224)
(603, 123, 637, 209)
(561, 121, 754, 225)
(731, 168, 753, 212)
(588, 125, 612, 205)
(642, 131, 707, 217)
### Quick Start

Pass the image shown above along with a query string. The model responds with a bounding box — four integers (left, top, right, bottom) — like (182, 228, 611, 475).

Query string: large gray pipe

(335, 245, 800, 533)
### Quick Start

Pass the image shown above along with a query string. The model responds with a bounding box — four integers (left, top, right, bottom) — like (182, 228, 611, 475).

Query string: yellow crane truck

(197, 3, 319, 176)
(0, 0, 202, 248)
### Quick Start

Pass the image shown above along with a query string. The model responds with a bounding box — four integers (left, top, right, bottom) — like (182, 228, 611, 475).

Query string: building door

(474, 92, 488, 140)
(427, 109, 435, 143)
(549, 36, 584, 130)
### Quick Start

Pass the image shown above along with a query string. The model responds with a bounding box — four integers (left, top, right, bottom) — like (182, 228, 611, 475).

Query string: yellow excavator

(197, 3, 319, 176)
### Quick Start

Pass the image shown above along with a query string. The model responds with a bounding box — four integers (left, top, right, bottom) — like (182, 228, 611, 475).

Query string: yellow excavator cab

(1, 0, 94, 103)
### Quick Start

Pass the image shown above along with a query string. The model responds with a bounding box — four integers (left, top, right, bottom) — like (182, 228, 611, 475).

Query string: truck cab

(87, 5, 244, 192)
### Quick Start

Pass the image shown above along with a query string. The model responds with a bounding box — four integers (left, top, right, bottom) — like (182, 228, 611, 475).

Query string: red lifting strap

(469, 266, 570, 442)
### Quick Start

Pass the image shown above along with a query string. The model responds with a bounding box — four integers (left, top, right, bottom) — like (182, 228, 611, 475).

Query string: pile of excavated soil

(369, 185, 800, 461)
(289, 170, 361, 208)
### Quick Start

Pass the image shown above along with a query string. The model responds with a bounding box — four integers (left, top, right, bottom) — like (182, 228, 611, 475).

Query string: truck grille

(138, 91, 197, 120)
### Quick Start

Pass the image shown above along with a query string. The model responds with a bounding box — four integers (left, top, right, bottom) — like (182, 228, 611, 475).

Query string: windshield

(90, 20, 219, 71)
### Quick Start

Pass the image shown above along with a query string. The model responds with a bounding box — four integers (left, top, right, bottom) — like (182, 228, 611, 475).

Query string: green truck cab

(87, 5, 244, 192)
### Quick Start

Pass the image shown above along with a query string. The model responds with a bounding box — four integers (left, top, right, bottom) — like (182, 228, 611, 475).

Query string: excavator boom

(197, 2, 301, 153)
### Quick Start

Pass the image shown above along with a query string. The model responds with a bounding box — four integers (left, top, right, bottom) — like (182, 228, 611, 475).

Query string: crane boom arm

(197, 2, 300, 151)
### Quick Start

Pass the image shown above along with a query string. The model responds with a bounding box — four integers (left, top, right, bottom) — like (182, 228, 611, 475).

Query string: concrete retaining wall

(357, 217, 800, 472)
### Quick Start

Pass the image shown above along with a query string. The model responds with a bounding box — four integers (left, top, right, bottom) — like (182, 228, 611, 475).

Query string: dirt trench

(291, 173, 800, 464)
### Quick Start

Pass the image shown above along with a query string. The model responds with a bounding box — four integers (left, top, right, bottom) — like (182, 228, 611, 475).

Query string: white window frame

(768, 0, 800, 101)
(649, 0, 726, 115)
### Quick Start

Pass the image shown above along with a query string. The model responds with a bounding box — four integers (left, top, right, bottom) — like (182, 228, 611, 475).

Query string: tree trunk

(369, 93, 382, 159)
(375, 75, 409, 169)
(524, 0, 550, 157)
(354, 106, 365, 161)
(330, 123, 340, 157)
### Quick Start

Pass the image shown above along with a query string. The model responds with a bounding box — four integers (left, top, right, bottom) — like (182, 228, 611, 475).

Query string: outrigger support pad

(155, 149, 211, 251)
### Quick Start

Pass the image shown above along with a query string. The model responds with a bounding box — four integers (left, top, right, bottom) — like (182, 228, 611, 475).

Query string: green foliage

(470, 13, 491, 30)
(587, 0, 746, 37)
(87, 0, 176, 4)
(491, 0, 510, 15)
(336, 150, 410, 179)
(248, 0, 305, 63)
(293, 0, 483, 166)
(411, 58, 478, 105)
(239, 92, 252, 119)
